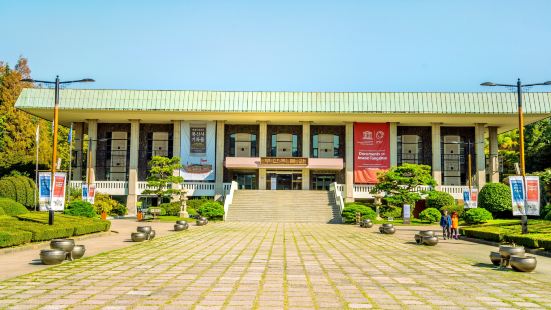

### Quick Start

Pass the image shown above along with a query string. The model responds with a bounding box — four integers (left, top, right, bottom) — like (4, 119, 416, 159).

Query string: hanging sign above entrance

(261, 157, 308, 166)
(354, 123, 390, 183)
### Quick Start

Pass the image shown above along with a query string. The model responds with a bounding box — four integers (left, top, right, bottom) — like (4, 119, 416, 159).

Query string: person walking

(440, 210, 452, 239)
(450, 211, 459, 239)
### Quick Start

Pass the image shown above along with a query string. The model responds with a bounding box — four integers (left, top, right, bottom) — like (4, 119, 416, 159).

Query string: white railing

(353, 184, 377, 198)
(330, 182, 345, 214)
(69, 181, 83, 189)
(95, 181, 128, 195)
(223, 181, 238, 220)
(223, 183, 231, 194)
(181, 182, 216, 197)
(440, 185, 472, 199)
(336, 184, 344, 193)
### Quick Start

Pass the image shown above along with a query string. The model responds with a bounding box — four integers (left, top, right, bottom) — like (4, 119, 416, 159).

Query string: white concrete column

(259, 168, 267, 190)
(389, 122, 398, 167)
(302, 121, 311, 158)
(475, 123, 487, 189)
(431, 123, 442, 186)
(259, 121, 267, 157)
(215, 120, 225, 199)
(72, 122, 84, 181)
(86, 119, 97, 184)
(126, 119, 140, 216)
(172, 120, 181, 161)
(345, 122, 354, 202)
(488, 126, 500, 183)
(302, 168, 310, 190)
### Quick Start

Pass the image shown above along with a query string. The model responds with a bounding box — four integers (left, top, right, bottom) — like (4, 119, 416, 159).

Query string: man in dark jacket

(440, 210, 452, 239)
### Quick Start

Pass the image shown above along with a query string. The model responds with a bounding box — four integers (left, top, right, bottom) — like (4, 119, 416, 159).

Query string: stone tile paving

(0, 222, 550, 309)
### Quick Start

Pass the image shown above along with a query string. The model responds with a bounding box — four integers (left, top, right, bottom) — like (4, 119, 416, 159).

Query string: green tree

(142, 156, 184, 206)
(371, 163, 436, 207)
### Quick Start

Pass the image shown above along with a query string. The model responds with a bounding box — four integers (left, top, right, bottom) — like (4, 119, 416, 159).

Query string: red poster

(53, 175, 65, 197)
(526, 179, 539, 201)
(354, 123, 390, 183)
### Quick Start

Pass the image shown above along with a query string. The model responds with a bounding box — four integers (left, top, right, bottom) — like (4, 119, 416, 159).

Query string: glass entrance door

(234, 173, 257, 189)
(312, 174, 336, 190)
(267, 172, 302, 190)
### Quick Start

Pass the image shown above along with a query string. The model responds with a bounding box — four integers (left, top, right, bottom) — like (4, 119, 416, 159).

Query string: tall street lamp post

(21, 76, 94, 225)
(481, 79, 551, 234)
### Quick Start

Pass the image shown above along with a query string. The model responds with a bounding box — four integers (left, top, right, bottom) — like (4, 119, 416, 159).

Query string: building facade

(16, 89, 551, 215)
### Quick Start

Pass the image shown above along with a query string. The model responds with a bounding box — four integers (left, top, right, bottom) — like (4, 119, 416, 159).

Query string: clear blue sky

(1, 0, 550, 92)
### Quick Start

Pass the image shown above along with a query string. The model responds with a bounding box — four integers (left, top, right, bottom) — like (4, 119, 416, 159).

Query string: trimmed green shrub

(186, 206, 198, 217)
(426, 191, 455, 209)
(65, 200, 96, 218)
(160, 202, 181, 216)
(460, 227, 503, 242)
(419, 208, 441, 223)
(541, 204, 551, 218)
(0, 230, 32, 248)
(380, 205, 402, 219)
(504, 234, 540, 248)
(0, 198, 29, 216)
(478, 183, 512, 215)
(187, 197, 212, 210)
(109, 201, 128, 216)
(464, 208, 493, 224)
(15, 213, 111, 235)
(148, 206, 166, 216)
(197, 201, 224, 220)
(0, 207, 5, 216)
(342, 203, 376, 223)
(545, 210, 551, 221)
(440, 204, 465, 218)
(0, 175, 36, 208)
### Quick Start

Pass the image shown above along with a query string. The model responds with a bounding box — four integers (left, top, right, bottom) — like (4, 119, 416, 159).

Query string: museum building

(15, 89, 551, 215)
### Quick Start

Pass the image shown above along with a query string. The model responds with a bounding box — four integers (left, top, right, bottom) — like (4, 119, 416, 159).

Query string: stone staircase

(225, 190, 342, 223)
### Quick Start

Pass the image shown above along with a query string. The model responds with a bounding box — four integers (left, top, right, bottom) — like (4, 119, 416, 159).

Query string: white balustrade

(440, 185, 472, 199)
(330, 182, 345, 214)
(95, 181, 128, 195)
(181, 182, 215, 197)
(223, 181, 238, 220)
(353, 184, 377, 199)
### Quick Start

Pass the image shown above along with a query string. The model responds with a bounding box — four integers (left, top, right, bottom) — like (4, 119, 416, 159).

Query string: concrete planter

(174, 224, 187, 231)
(489, 251, 501, 266)
(50, 239, 75, 253)
(40, 249, 66, 265)
(131, 232, 147, 242)
(137, 226, 152, 234)
(71, 245, 86, 259)
(422, 236, 438, 246)
(510, 255, 537, 272)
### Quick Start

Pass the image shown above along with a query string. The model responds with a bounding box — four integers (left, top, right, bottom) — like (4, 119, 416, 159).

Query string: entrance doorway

(267, 171, 302, 190)
(234, 172, 257, 189)
(312, 174, 336, 190)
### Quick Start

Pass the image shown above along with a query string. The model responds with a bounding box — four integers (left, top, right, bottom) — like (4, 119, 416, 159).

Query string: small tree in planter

(142, 156, 184, 207)
(371, 163, 437, 217)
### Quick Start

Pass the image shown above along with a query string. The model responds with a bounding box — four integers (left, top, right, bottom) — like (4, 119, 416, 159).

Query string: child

(451, 211, 459, 239)
(440, 210, 451, 239)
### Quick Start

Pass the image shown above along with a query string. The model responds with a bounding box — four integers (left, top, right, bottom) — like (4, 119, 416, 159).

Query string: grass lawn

(371, 218, 436, 226)
(142, 216, 196, 223)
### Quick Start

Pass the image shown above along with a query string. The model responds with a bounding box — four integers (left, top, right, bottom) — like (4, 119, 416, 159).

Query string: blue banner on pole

(509, 176, 525, 216)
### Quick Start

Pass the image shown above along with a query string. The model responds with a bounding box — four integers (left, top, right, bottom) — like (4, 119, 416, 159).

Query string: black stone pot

(148, 230, 156, 240)
(383, 227, 396, 234)
(422, 236, 438, 246)
(510, 255, 537, 272)
(50, 239, 75, 253)
(176, 220, 189, 226)
(414, 234, 422, 244)
(489, 251, 501, 266)
(137, 226, 152, 234)
(40, 249, 66, 265)
(499, 245, 525, 266)
(382, 223, 394, 228)
(174, 224, 187, 231)
(196, 217, 208, 226)
(72, 245, 86, 259)
(131, 232, 147, 242)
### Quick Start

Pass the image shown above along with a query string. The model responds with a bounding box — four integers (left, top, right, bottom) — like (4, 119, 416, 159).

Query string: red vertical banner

(354, 123, 390, 183)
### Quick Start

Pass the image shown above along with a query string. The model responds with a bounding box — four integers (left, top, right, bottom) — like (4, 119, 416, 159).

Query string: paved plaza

(1, 222, 551, 309)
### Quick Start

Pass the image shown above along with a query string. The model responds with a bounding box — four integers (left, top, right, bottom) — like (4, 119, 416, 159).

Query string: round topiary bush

(0, 175, 36, 208)
(160, 202, 181, 216)
(0, 197, 29, 216)
(64, 200, 96, 218)
(478, 183, 512, 216)
(419, 207, 441, 223)
(440, 204, 465, 218)
(197, 201, 224, 220)
(426, 191, 455, 209)
(342, 203, 376, 223)
(464, 208, 493, 224)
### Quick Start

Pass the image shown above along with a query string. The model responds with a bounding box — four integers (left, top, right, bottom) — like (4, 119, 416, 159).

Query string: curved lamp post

(481, 79, 551, 234)
(21, 76, 94, 225)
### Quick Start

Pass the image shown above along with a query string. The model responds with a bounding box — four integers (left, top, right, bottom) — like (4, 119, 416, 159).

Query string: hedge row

(0, 213, 111, 248)
(0, 175, 36, 208)
(0, 198, 29, 216)
(459, 225, 551, 251)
